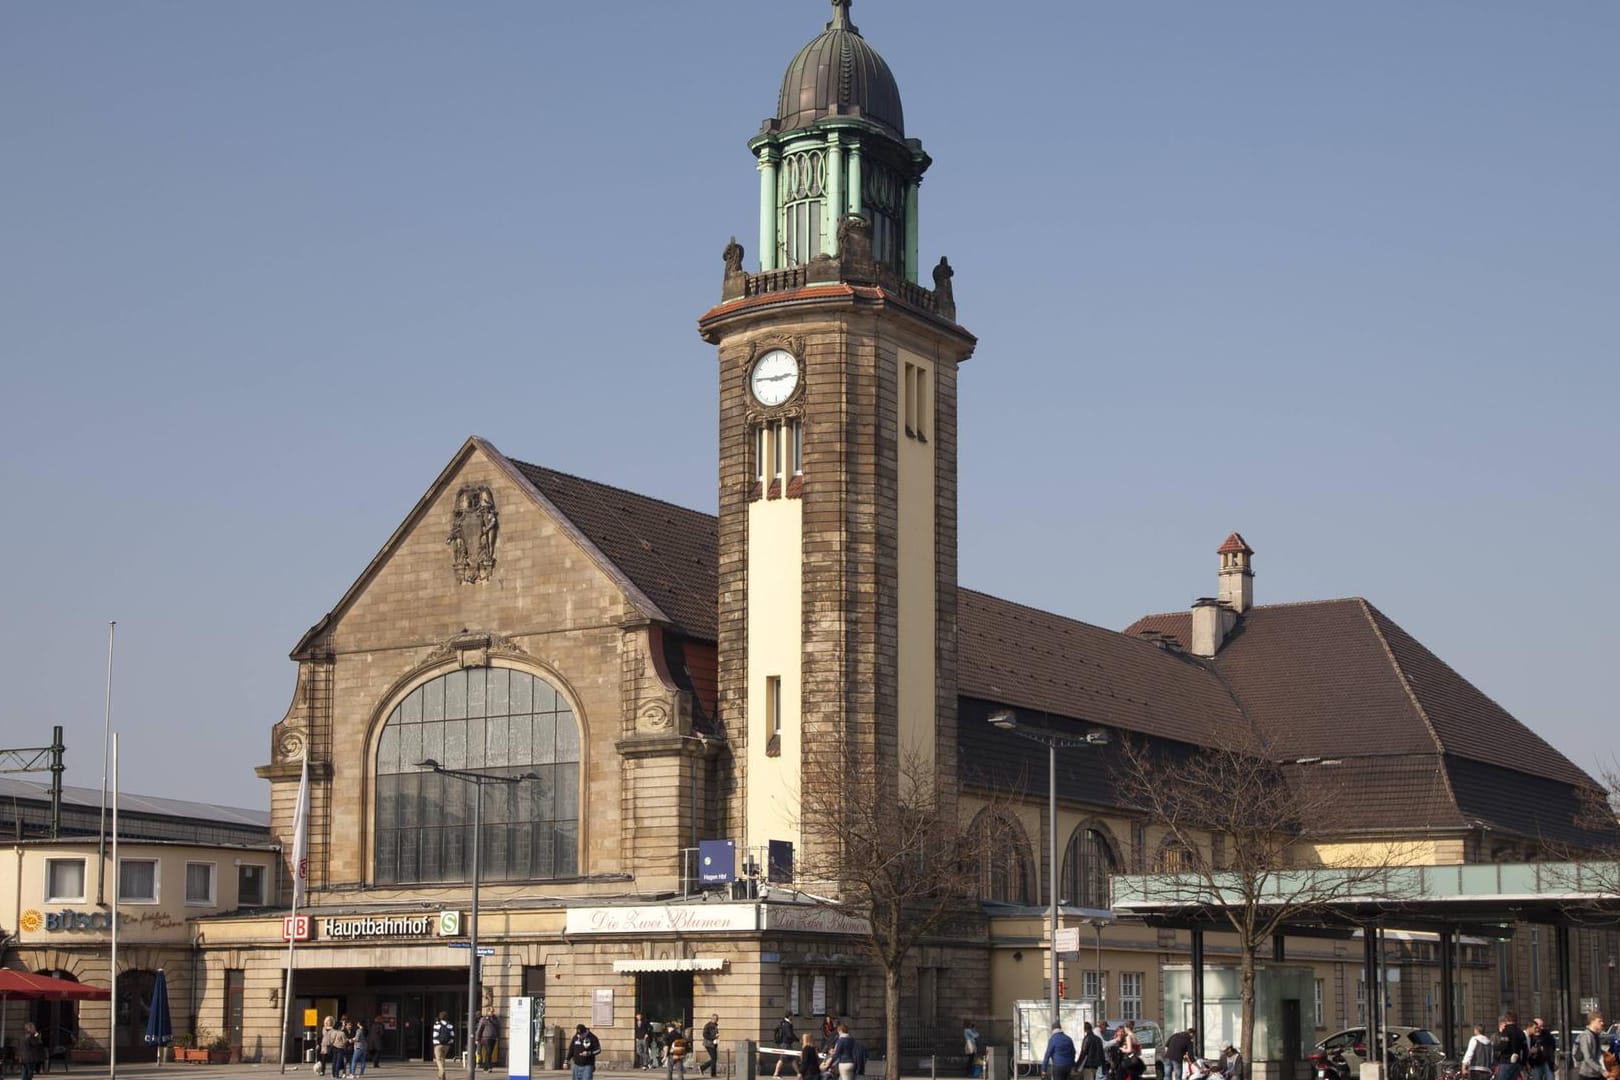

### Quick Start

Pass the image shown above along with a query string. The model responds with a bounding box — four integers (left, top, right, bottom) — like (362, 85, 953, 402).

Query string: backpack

(332, 1029, 349, 1050)
(776, 1020, 796, 1047)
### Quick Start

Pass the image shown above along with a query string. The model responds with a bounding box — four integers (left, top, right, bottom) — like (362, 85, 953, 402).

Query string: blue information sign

(698, 839, 736, 884)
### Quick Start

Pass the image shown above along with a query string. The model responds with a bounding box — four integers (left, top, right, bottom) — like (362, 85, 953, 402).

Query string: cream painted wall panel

(746, 497, 803, 852)
(896, 349, 937, 773)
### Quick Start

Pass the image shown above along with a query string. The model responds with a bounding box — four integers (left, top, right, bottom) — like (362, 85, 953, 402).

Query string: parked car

(1313, 1027, 1445, 1076)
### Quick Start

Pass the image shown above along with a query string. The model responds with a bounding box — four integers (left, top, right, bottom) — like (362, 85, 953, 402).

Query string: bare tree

(794, 747, 1009, 1080)
(1112, 735, 1409, 1065)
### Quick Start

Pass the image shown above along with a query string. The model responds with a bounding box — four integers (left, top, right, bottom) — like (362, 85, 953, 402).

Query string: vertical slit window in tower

(916, 366, 929, 441)
(903, 362, 915, 437)
(765, 675, 782, 757)
(772, 422, 786, 484)
(790, 421, 803, 475)
(755, 426, 767, 487)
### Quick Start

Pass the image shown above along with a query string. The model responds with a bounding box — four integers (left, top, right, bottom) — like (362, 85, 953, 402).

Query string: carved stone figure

(448, 484, 499, 583)
(932, 255, 957, 320)
(723, 236, 745, 274)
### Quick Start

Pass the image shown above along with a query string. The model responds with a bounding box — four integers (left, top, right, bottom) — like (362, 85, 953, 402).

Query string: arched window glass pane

(1060, 827, 1117, 910)
(375, 669, 582, 884)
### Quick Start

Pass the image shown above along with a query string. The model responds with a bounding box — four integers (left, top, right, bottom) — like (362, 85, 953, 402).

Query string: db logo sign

(437, 911, 462, 936)
(282, 915, 312, 942)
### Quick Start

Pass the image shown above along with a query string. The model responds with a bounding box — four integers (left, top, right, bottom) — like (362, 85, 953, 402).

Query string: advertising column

(508, 997, 533, 1080)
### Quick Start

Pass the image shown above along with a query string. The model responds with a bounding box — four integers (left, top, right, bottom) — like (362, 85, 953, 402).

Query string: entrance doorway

(637, 973, 694, 1031)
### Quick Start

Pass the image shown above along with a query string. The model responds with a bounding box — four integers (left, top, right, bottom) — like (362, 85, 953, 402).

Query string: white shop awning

(611, 958, 727, 973)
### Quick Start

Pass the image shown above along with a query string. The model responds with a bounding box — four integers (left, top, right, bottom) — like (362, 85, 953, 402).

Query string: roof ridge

(1355, 598, 1462, 814)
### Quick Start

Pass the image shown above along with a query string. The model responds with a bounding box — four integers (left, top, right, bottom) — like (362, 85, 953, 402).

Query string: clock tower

(699, 0, 977, 885)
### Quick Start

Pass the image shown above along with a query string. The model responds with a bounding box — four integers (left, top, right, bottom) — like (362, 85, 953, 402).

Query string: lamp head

(988, 710, 1017, 731)
(416, 758, 442, 770)
(1085, 730, 1109, 746)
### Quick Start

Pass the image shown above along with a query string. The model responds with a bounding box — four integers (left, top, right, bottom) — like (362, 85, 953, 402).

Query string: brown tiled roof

(489, 456, 1602, 845)
(1217, 532, 1253, 555)
(510, 459, 719, 642)
(958, 589, 1250, 747)
(1124, 598, 1603, 843)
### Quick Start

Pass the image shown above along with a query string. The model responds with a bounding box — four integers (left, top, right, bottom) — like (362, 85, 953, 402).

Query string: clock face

(749, 349, 800, 407)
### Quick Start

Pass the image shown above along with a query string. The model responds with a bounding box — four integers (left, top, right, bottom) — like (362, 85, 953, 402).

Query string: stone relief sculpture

(448, 484, 499, 584)
(723, 235, 745, 274)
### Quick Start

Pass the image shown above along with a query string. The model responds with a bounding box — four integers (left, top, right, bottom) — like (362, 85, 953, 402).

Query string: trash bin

(545, 1026, 565, 1070)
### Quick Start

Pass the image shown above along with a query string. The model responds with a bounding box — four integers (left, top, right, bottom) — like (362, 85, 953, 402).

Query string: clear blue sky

(4, 2, 1616, 808)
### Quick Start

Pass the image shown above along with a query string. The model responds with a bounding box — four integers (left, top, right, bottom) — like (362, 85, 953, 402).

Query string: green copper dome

(774, 0, 904, 138)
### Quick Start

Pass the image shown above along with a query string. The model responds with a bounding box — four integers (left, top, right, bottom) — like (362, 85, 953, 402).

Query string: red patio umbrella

(0, 969, 111, 1001)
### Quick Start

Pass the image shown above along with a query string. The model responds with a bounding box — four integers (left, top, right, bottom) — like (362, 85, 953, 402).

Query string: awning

(611, 958, 726, 973)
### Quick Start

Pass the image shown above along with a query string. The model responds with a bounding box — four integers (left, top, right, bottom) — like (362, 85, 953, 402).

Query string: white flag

(290, 755, 311, 911)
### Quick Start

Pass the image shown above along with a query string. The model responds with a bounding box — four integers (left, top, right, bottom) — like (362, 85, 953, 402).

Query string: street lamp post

(987, 711, 1109, 1032)
(417, 759, 538, 1080)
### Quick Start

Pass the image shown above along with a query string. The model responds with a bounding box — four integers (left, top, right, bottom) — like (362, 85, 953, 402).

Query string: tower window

(781, 149, 826, 267)
(765, 675, 782, 757)
(903, 362, 929, 442)
(755, 420, 805, 499)
(863, 162, 905, 273)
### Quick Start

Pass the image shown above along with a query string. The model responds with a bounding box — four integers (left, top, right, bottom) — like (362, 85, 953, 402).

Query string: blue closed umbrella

(145, 969, 173, 1062)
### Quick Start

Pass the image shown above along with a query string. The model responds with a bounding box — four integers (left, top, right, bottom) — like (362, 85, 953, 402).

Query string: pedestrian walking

(477, 1010, 501, 1072)
(701, 1015, 721, 1076)
(569, 1024, 602, 1080)
(431, 1012, 457, 1080)
(1043, 1025, 1078, 1080)
(19, 1022, 45, 1080)
(349, 1019, 370, 1078)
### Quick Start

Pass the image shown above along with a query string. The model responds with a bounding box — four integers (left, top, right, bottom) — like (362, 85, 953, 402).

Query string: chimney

(1191, 533, 1253, 657)
(1190, 597, 1237, 658)
(1217, 531, 1254, 614)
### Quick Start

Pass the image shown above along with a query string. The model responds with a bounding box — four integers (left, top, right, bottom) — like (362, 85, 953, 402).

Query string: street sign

(477, 947, 495, 956)
(448, 941, 471, 949)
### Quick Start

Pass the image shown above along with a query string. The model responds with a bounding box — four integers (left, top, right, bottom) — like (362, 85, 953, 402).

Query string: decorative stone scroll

(447, 484, 499, 584)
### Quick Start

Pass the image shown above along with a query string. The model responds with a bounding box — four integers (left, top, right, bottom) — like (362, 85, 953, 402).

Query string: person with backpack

(666, 1024, 690, 1080)
(430, 1012, 456, 1080)
(773, 1013, 798, 1077)
(1463, 1023, 1495, 1080)
(1573, 1013, 1607, 1080)
(1079, 1022, 1105, 1080)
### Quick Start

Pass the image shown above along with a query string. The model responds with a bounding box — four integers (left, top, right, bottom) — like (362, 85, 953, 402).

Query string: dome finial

(828, 0, 856, 32)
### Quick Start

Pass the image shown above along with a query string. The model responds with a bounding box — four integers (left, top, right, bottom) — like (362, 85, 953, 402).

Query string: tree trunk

(886, 965, 903, 1080)
(1240, 949, 1257, 1069)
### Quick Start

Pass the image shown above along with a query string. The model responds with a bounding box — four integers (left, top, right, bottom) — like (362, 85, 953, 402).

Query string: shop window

(790, 973, 850, 1018)
(45, 857, 86, 902)
(238, 863, 266, 906)
(185, 862, 216, 905)
(374, 667, 583, 884)
(118, 859, 158, 903)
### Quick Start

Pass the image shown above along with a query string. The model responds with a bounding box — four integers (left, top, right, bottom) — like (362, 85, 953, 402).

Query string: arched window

(1154, 838, 1198, 873)
(1059, 826, 1117, 910)
(971, 810, 1035, 905)
(374, 668, 580, 884)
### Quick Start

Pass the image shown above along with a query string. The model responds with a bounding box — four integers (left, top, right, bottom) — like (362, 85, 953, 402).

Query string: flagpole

(97, 621, 116, 906)
(110, 732, 119, 1080)
(277, 753, 311, 1075)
